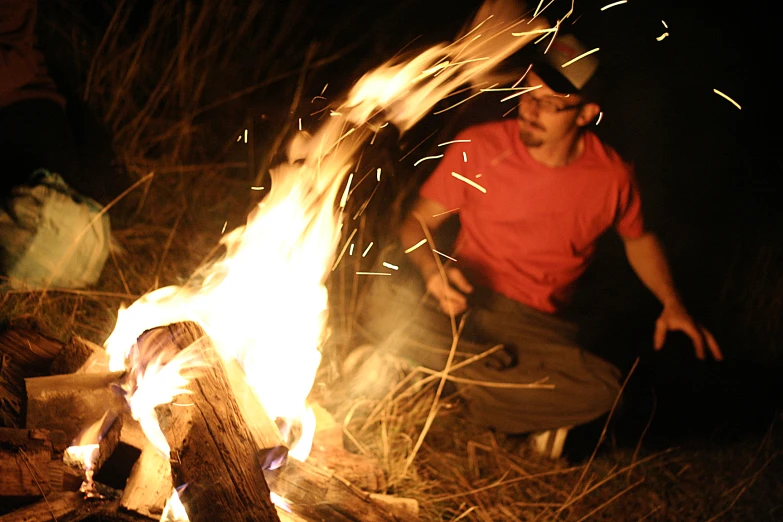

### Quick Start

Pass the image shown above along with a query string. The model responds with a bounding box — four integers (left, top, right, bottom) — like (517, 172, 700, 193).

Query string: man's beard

(518, 117, 544, 147)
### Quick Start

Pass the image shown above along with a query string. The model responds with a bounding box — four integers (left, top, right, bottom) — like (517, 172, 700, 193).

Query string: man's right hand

(425, 267, 474, 315)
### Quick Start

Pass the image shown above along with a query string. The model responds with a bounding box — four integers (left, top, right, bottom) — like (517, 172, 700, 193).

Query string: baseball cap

(531, 32, 603, 102)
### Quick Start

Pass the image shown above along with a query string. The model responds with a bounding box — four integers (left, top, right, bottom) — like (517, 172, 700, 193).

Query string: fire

(161, 488, 189, 522)
(102, 0, 544, 468)
(64, 410, 116, 497)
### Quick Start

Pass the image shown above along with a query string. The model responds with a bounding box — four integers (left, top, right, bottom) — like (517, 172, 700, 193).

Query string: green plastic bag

(0, 170, 112, 289)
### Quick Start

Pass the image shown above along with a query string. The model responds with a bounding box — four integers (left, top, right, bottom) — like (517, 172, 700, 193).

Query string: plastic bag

(0, 170, 111, 289)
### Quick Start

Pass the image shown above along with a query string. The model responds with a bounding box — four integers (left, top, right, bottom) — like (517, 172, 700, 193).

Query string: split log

(25, 371, 125, 443)
(119, 441, 171, 519)
(119, 415, 170, 519)
(142, 322, 279, 522)
(0, 428, 67, 498)
(265, 458, 419, 522)
(0, 327, 64, 428)
(0, 491, 84, 521)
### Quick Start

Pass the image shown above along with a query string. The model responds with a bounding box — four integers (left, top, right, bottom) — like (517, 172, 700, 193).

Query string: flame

(161, 487, 189, 522)
(103, 0, 544, 463)
(122, 339, 208, 455)
(63, 411, 117, 498)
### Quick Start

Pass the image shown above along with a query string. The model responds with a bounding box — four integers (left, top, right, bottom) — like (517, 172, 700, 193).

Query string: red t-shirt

(419, 119, 645, 313)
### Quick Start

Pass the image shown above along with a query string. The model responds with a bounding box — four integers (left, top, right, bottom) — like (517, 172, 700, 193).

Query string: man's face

(517, 71, 590, 148)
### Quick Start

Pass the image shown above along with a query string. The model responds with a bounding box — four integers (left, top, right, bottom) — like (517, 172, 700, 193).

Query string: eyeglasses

(519, 87, 584, 113)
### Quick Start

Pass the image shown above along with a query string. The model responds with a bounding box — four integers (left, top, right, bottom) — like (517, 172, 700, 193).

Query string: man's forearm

(623, 233, 683, 307)
(399, 213, 439, 281)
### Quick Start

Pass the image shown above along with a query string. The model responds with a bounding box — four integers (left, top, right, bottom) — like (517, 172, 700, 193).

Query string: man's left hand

(654, 303, 723, 361)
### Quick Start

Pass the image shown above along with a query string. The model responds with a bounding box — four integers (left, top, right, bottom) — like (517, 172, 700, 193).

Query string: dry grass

(1, 1, 780, 520)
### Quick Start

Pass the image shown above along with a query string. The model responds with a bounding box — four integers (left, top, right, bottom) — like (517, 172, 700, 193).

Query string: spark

(511, 27, 558, 37)
(236, 135, 241, 142)
(356, 272, 392, 276)
(362, 242, 374, 257)
(600, 0, 627, 11)
(533, 0, 545, 17)
(244, 129, 248, 143)
(713, 89, 741, 110)
(433, 250, 457, 262)
(320, 83, 328, 95)
(404, 238, 428, 254)
(656, 32, 669, 41)
(512, 64, 533, 88)
(500, 84, 542, 102)
(463, 151, 468, 163)
(349, 243, 355, 255)
(561, 47, 599, 68)
(221, 222, 228, 234)
(298, 118, 302, 131)
(532, 0, 557, 21)
(382, 262, 399, 271)
(595, 111, 603, 125)
(432, 208, 459, 218)
(250, 186, 264, 191)
(543, 20, 560, 54)
(332, 228, 358, 271)
(451, 172, 487, 193)
(339, 173, 354, 209)
(433, 85, 492, 115)
(661, 20, 668, 28)
(330, 110, 342, 117)
(439, 139, 472, 147)
(376, 167, 382, 182)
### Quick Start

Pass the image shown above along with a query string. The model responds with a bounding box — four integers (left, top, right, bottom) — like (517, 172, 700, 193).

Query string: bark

(0, 428, 67, 498)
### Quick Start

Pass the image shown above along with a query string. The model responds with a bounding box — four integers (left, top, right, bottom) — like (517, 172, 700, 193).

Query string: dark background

(39, 0, 779, 448)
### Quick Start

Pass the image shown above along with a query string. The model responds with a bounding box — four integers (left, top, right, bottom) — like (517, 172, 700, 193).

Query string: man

(356, 32, 722, 457)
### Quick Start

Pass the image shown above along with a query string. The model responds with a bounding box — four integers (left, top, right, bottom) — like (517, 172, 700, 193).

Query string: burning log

(142, 322, 280, 521)
(0, 428, 67, 498)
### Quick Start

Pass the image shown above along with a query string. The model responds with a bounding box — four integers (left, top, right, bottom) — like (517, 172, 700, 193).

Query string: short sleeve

(614, 164, 646, 239)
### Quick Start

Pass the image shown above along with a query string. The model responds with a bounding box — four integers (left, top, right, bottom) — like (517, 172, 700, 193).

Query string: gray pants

(356, 247, 622, 434)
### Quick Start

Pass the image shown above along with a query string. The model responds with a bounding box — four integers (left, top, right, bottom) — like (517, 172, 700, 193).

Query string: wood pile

(0, 323, 418, 521)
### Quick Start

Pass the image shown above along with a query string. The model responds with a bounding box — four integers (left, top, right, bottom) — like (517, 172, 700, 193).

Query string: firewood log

(25, 371, 125, 443)
(0, 491, 83, 521)
(265, 458, 418, 521)
(0, 428, 67, 498)
(0, 327, 64, 428)
(142, 322, 279, 522)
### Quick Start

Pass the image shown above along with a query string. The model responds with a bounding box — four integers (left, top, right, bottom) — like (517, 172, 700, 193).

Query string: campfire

(0, 2, 550, 520)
